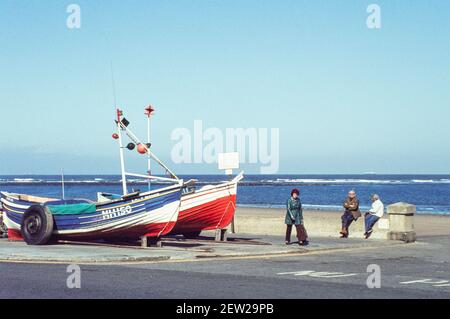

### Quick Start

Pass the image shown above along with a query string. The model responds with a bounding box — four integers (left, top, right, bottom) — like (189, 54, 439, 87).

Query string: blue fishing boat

(0, 185, 182, 244)
(0, 109, 185, 245)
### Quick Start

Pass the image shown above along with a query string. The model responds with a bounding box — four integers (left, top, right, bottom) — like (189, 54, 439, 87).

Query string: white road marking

(434, 283, 450, 287)
(277, 270, 359, 278)
(400, 279, 450, 287)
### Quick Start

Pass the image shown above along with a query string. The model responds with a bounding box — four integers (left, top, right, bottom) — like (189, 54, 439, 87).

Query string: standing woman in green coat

(285, 189, 309, 246)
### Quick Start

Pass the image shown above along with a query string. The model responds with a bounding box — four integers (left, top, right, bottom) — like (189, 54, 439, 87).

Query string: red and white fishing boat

(101, 106, 244, 239)
(101, 174, 244, 239)
(170, 173, 243, 238)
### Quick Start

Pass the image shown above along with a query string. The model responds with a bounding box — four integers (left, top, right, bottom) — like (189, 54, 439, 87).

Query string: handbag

(297, 224, 308, 241)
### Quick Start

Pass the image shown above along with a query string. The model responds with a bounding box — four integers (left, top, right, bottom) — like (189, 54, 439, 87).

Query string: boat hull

(0, 185, 182, 241)
(170, 182, 238, 235)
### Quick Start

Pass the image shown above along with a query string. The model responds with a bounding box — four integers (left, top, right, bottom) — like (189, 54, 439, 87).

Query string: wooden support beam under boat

(140, 236, 162, 248)
(140, 236, 148, 247)
(215, 229, 228, 242)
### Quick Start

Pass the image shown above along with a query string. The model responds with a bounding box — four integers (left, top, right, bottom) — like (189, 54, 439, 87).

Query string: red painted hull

(7, 229, 23, 241)
(170, 183, 238, 235)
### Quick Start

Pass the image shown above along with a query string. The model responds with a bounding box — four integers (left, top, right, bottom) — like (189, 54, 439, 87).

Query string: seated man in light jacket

(364, 194, 384, 239)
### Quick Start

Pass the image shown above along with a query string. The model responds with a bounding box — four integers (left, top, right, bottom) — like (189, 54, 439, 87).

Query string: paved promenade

(1, 234, 450, 298)
(0, 232, 401, 264)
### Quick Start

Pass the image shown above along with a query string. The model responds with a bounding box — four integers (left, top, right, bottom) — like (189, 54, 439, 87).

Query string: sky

(0, 0, 449, 175)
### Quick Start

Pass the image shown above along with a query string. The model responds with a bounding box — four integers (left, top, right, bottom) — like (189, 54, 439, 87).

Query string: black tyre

(182, 230, 202, 239)
(21, 205, 54, 245)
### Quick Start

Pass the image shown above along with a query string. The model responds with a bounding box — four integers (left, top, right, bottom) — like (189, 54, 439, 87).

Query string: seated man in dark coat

(340, 190, 361, 238)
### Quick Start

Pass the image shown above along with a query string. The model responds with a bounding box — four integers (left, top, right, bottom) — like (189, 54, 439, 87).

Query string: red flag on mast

(144, 105, 155, 117)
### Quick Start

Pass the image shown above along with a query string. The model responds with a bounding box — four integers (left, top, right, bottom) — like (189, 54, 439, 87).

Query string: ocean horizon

(1, 174, 449, 215)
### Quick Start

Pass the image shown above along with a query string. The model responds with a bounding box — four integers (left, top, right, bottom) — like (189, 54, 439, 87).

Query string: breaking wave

(1, 176, 450, 186)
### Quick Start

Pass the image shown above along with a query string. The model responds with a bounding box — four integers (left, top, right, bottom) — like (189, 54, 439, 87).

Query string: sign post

(218, 152, 240, 233)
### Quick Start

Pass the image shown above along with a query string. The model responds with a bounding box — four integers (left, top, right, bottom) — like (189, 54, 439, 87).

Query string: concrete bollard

(387, 202, 416, 243)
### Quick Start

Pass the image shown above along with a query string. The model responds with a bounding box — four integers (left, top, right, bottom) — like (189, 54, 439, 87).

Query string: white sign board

(218, 152, 240, 173)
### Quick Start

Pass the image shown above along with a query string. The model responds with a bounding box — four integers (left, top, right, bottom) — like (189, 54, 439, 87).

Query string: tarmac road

(1, 236, 450, 299)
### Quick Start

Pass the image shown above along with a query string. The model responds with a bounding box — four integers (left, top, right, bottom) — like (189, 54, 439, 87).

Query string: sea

(1, 174, 449, 215)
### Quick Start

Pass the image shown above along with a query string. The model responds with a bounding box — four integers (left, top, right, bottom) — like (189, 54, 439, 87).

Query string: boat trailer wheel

(21, 205, 54, 245)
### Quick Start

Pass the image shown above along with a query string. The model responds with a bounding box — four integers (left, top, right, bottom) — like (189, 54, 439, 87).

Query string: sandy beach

(236, 206, 450, 237)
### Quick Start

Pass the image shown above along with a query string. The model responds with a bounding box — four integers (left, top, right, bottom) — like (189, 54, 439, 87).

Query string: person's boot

(364, 230, 373, 239)
(299, 240, 309, 246)
(339, 228, 348, 238)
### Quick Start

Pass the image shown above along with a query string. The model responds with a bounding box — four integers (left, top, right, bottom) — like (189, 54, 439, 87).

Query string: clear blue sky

(0, 0, 449, 174)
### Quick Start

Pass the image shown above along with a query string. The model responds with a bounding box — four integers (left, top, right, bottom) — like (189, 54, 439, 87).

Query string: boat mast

(116, 108, 128, 195)
(145, 105, 155, 191)
(61, 168, 65, 200)
(118, 121, 179, 181)
(147, 115, 150, 191)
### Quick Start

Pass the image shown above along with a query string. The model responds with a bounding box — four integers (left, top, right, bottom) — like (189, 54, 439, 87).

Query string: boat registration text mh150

(102, 206, 132, 220)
